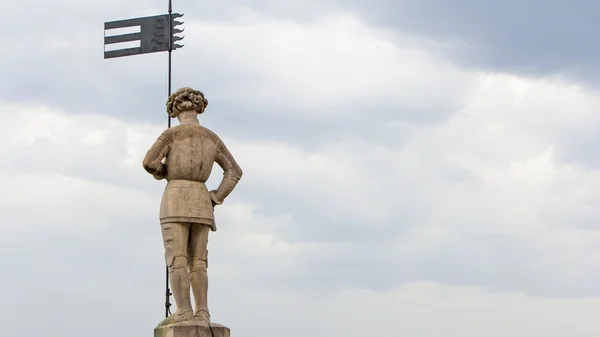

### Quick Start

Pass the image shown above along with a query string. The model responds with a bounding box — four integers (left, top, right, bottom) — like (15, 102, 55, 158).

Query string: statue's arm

(142, 133, 170, 180)
(210, 141, 243, 205)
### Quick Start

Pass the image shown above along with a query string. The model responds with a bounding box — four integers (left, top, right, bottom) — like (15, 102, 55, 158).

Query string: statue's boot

(158, 266, 194, 326)
(157, 310, 195, 327)
(190, 261, 211, 323)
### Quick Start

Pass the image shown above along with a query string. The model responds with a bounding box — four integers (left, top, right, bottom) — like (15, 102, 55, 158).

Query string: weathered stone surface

(154, 321, 230, 337)
(143, 87, 243, 326)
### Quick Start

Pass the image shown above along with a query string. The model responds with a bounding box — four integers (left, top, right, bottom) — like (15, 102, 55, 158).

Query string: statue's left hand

(209, 190, 222, 208)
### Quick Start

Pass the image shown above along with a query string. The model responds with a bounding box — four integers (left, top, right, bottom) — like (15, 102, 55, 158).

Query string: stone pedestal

(154, 321, 230, 337)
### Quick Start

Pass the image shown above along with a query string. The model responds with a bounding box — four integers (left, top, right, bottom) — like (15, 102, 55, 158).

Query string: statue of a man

(142, 87, 243, 325)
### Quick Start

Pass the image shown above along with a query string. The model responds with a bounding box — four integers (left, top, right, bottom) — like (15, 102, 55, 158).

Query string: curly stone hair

(166, 87, 209, 118)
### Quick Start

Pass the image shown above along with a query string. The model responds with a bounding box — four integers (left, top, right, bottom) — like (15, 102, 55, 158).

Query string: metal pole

(165, 265, 171, 317)
(167, 0, 173, 128)
(165, 0, 173, 319)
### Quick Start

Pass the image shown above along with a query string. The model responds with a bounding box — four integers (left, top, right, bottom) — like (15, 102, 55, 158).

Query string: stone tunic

(142, 124, 243, 231)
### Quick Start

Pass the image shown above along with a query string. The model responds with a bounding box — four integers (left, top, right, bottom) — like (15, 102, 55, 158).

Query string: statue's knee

(171, 255, 189, 270)
(189, 259, 207, 272)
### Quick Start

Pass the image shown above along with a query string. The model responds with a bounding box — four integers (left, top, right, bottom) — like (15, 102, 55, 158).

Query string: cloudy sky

(2, 0, 600, 336)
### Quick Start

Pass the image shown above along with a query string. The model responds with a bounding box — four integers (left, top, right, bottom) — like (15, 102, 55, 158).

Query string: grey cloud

(4, 105, 595, 299)
(341, 0, 600, 84)
(552, 128, 600, 169)
(185, 0, 600, 83)
(268, 230, 600, 298)
(4, 2, 600, 336)
(538, 202, 600, 231)
(1, 0, 467, 147)
(9, 0, 597, 109)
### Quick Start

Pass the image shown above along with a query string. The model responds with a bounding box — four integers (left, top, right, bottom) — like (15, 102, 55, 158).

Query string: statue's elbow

(142, 156, 157, 174)
(142, 158, 151, 172)
(235, 166, 243, 181)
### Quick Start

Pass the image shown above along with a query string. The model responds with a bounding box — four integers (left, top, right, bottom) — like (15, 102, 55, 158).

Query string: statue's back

(162, 124, 223, 183)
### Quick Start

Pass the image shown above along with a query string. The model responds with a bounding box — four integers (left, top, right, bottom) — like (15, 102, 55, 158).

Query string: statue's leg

(188, 223, 211, 322)
(161, 222, 194, 322)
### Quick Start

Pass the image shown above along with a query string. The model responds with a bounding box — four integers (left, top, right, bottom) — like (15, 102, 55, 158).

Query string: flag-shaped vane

(103, 13, 184, 59)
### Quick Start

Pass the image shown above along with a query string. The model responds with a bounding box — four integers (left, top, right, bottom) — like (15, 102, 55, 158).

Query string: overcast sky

(2, 0, 600, 336)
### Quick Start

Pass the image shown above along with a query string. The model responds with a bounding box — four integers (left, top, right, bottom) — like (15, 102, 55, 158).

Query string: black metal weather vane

(103, 0, 185, 319)
(103, 13, 184, 59)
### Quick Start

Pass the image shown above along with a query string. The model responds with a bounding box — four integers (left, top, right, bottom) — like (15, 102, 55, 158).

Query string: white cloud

(176, 10, 471, 120)
(3, 5, 600, 337)
(4, 70, 600, 298)
(218, 282, 600, 337)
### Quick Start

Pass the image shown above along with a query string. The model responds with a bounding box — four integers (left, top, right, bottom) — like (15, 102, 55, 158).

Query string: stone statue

(142, 87, 243, 328)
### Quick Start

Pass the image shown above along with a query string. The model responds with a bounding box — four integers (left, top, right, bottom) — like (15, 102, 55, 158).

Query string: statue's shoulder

(157, 127, 173, 140)
(166, 124, 223, 146)
(163, 124, 201, 137)
(160, 125, 179, 136)
(198, 125, 224, 144)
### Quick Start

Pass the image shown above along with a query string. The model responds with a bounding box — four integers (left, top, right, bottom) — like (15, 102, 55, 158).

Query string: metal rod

(167, 0, 173, 129)
(165, 0, 173, 319)
(165, 264, 171, 317)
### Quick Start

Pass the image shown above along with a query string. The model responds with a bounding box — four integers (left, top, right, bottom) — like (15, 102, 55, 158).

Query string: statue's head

(166, 87, 209, 118)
